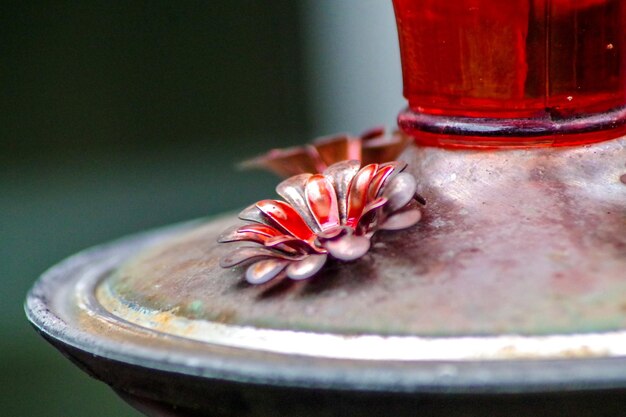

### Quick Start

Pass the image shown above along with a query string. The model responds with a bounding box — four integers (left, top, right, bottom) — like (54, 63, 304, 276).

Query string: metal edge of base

(24, 218, 626, 397)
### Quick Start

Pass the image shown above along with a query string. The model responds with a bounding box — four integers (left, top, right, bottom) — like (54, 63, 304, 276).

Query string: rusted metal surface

(25, 138, 626, 416)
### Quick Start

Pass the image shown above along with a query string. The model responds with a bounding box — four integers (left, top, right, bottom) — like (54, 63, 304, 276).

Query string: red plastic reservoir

(393, 0, 626, 147)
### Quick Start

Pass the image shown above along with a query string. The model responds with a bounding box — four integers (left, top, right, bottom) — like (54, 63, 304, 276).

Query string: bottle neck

(393, 0, 626, 148)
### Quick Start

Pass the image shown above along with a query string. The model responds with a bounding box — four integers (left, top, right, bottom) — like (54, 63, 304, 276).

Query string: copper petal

(220, 247, 302, 268)
(345, 164, 379, 228)
(379, 207, 422, 231)
(324, 234, 371, 262)
(305, 174, 340, 231)
(382, 172, 417, 212)
(323, 160, 361, 224)
(361, 131, 412, 165)
(286, 254, 328, 280)
(246, 259, 289, 285)
(256, 200, 315, 241)
(238, 145, 320, 178)
(313, 134, 362, 166)
(276, 173, 319, 232)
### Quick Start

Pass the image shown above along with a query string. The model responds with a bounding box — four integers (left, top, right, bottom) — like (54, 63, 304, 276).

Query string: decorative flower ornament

(219, 160, 424, 284)
(239, 127, 412, 178)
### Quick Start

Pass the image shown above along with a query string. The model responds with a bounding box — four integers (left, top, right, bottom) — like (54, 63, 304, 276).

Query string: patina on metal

(26, 137, 626, 416)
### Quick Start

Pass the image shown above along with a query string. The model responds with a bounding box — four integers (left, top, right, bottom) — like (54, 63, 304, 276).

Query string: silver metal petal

(217, 224, 283, 244)
(382, 172, 417, 213)
(379, 207, 422, 231)
(324, 234, 371, 262)
(220, 247, 302, 268)
(246, 259, 289, 285)
(237, 145, 322, 178)
(238, 204, 270, 225)
(323, 160, 361, 224)
(286, 254, 328, 280)
(264, 235, 325, 254)
(356, 197, 388, 232)
(276, 173, 319, 232)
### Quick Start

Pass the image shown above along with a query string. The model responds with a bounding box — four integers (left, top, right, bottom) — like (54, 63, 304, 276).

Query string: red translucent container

(393, 0, 626, 147)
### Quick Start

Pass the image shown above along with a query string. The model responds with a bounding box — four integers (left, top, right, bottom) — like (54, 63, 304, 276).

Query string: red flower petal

(256, 199, 316, 242)
(305, 174, 340, 231)
(286, 254, 328, 280)
(276, 173, 319, 232)
(345, 164, 379, 228)
(313, 134, 361, 166)
(379, 206, 422, 231)
(382, 172, 417, 212)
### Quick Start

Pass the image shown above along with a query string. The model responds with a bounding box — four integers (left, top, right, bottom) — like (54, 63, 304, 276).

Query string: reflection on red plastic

(393, 0, 626, 147)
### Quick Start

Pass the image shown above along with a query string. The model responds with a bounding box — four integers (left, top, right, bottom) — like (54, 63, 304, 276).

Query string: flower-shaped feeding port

(219, 160, 424, 284)
(240, 127, 412, 178)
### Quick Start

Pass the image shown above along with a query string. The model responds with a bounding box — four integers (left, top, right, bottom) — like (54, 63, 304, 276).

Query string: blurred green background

(1, 1, 401, 415)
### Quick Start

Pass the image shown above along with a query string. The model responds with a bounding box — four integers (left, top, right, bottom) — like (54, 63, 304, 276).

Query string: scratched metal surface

(103, 138, 626, 342)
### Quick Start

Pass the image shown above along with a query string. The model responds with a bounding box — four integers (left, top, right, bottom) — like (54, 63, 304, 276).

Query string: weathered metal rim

(25, 220, 626, 394)
(96, 278, 626, 362)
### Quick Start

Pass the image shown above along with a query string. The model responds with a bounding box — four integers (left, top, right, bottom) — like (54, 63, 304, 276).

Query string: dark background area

(1, 2, 310, 416)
